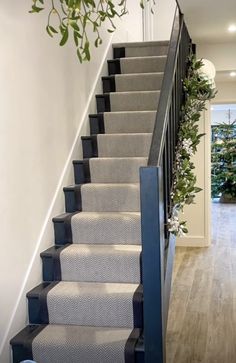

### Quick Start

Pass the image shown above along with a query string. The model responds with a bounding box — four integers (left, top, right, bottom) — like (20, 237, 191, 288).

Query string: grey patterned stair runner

(11, 40, 168, 363)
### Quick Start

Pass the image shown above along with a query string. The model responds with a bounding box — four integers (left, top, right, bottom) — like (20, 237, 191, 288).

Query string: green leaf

(49, 25, 58, 34)
(77, 48, 83, 63)
(46, 25, 53, 37)
(60, 27, 69, 46)
(70, 21, 80, 32)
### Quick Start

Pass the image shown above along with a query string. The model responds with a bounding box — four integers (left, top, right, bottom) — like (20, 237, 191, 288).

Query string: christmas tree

(211, 110, 236, 202)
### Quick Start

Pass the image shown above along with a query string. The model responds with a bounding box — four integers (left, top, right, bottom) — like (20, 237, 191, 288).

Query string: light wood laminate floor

(166, 202, 236, 363)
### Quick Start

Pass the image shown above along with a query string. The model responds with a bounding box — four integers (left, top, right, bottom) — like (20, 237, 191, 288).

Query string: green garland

(168, 56, 216, 236)
(30, 0, 155, 62)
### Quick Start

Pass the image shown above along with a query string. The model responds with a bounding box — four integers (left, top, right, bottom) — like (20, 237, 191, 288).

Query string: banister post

(140, 166, 165, 363)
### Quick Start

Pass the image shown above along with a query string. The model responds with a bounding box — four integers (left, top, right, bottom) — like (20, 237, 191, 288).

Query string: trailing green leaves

(30, 0, 155, 62)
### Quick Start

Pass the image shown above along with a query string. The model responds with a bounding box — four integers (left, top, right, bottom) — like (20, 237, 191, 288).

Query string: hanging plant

(30, 0, 155, 62)
(168, 55, 217, 236)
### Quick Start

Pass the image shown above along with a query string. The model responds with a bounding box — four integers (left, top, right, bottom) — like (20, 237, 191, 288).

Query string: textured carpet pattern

(15, 41, 169, 363)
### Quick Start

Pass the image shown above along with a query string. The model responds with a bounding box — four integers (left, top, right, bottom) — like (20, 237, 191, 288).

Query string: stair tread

(59, 244, 141, 283)
(29, 281, 141, 328)
(12, 324, 140, 363)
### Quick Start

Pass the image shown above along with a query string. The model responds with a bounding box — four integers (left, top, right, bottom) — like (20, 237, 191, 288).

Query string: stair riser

(71, 213, 142, 245)
(82, 135, 152, 158)
(60, 246, 141, 284)
(11, 325, 144, 363)
(81, 184, 140, 212)
(64, 185, 141, 213)
(89, 158, 147, 183)
(97, 134, 152, 158)
(113, 44, 168, 58)
(27, 283, 143, 329)
(96, 92, 160, 112)
(110, 91, 160, 112)
(108, 57, 167, 75)
(102, 74, 163, 93)
(73, 158, 146, 185)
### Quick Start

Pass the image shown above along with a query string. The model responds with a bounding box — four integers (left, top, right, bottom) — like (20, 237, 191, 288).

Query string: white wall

(0, 2, 143, 362)
(143, 0, 176, 41)
(214, 81, 236, 104)
(197, 43, 236, 72)
(177, 106, 211, 247)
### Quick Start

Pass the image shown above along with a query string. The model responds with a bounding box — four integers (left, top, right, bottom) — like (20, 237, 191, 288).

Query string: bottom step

(11, 325, 144, 363)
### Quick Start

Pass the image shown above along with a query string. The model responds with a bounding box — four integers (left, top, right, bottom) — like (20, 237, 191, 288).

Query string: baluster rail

(140, 4, 192, 363)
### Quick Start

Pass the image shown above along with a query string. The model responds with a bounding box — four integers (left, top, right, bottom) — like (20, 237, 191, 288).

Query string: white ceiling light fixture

(230, 71, 236, 77)
(228, 24, 236, 32)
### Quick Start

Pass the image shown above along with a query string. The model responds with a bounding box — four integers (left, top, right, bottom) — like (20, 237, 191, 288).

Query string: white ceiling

(178, 0, 236, 44)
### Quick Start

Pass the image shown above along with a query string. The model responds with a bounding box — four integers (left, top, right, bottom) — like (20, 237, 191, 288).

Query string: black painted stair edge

(81, 135, 98, 158)
(73, 159, 91, 184)
(10, 324, 47, 363)
(26, 282, 59, 324)
(107, 59, 121, 75)
(52, 212, 78, 245)
(63, 184, 83, 213)
(96, 93, 111, 113)
(26, 283, 144, 328)
(113, 47, 126, 59)
(40, 244, 70, 282)
(10, 325, 144, 363)
(102, 76, 116, 93)
(89, 113, 105, 135)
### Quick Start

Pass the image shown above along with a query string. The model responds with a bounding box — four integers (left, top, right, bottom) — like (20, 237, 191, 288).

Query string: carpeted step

(97, 133, 152, 157)
(89, 111, 156, 135)
(108, 55, 167, 75)
(59, 244, 141, 283)
(27, 281, 143, 328)
(103, 73, 163, 92)
(11, 325, 142, 363)
(113, 40, 169, 58)
(89, 157, 147, 183)
(110, 90, 160, 111)
(103, 111, 156, 134)
(81, 183, 140, 212)
(71, 212, 141, 245)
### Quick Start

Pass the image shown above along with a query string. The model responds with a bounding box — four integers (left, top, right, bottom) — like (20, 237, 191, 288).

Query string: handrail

(140, 4, 192, 363)
(148, 7, 183, 166)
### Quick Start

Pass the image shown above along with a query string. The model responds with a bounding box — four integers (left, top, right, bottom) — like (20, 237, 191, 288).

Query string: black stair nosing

(10, 324, 47, 363)
(53, 212, 78, 245)
(63, 184, 82, 213)
(113, 47, 126, 59)
(102, 75, 116, 93)
(11, 325, 144, 363)
(107, 59, 121, 75)
(41, 244, 71, 282)
(73, 158, 91, 184)
(89, 113, 105, 135)
(96, 93, 111, 113)
(81, 135, 98, 159)
(27, 282, 59, 325)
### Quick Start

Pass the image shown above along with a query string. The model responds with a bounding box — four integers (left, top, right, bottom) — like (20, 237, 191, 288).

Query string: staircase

(11, 5, 191, 362)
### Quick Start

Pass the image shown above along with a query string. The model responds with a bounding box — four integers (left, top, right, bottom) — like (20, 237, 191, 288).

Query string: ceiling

(178, 0, 236, 44)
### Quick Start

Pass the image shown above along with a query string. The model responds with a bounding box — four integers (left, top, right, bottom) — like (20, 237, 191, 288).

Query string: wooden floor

(166, 202, 236, 363)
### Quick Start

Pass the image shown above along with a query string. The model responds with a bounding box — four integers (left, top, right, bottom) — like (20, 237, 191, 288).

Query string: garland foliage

(168, 56, 216, 236)
(30, 0, 155, 62)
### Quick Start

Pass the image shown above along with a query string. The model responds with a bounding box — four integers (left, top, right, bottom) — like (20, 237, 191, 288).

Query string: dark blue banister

(140, 4, 192, 363)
